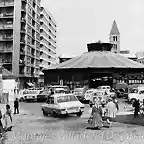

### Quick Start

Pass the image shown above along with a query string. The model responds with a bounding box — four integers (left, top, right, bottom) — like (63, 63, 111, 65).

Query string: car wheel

(131, 98, 136, 104)
(52, 111, 58, 117)
(76, 111, 82, 117)
(42, 109, 47, 116)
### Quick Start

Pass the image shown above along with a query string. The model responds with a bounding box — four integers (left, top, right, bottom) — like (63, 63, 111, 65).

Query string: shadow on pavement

(116, 113, 144, 126)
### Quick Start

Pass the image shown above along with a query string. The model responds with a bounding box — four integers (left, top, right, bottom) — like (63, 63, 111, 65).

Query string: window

(26, 67, 31, 74)
(47, 97, 54, 104)
(27, 36, 31, 45)
(27, 46, 31, 55)
(36, 32, 40, 41)
(37, 14, 40, 23)
(36, 24, 40, 31)
(27, 15, 31, 25)
(28, 5, 32, 14)
(113, 36, 117, 41)
(37, 7, 40, 14)
(27, 25, 31, 35)
(27, 57, 31, 64)
(139, 90, 144, 94)
(36, 41, 40, 49)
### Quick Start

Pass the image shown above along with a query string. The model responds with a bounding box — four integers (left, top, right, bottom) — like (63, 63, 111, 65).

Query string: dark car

(37, 90, 50, 102)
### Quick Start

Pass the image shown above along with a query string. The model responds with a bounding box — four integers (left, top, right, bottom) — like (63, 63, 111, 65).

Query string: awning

(27, 82, 34, 87)
(39, 71, 44, 75)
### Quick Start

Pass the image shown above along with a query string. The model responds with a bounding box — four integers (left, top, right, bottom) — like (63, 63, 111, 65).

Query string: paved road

(1, 99, 144, 144)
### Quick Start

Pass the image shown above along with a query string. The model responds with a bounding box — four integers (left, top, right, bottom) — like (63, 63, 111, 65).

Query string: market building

(43, 42, 144, 90)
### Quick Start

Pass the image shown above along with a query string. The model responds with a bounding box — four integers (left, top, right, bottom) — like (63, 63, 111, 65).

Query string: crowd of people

(88, 95, 119, 129)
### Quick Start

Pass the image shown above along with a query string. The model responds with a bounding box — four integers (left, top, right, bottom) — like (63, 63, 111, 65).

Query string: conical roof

(44, 51, 144, 70)
(110, 20, 120, 35)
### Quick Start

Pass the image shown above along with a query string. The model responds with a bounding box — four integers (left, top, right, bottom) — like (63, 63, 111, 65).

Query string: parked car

(115, 83, 129, 98)
(89, 90, 110, 107)
(128, 87, 144, 103)
(41, 93, 85, 117)
(84, 89, 96, 101)
(73, 88, 87, 102)
(37, 89, 50, 102)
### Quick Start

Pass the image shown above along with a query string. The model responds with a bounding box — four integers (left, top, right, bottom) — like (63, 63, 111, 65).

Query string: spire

(110, 20, 120, 35)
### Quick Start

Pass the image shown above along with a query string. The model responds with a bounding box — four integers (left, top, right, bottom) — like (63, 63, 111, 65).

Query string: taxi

(41, 93, 85, 117)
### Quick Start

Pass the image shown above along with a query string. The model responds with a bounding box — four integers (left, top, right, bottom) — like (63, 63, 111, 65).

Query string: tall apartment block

(40, 6, 57, 70)
(0, 0, 41, 89)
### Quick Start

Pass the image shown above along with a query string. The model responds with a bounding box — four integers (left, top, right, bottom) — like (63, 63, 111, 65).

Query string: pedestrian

(3, 104, 12, 132)
(133, 99, 140, 118)
(90, 102, 103, 129)
(106, 98, 117, 127)
(14, 98, 19, 114)
(0, 109, 4, 136)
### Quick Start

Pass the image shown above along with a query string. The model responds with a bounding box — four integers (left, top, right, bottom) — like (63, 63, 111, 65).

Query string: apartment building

(40, 6, 57, 71)
(0, 0, 41, 89)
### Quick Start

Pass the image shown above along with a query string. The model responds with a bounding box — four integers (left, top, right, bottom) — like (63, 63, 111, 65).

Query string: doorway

(90, 73, 113, 88)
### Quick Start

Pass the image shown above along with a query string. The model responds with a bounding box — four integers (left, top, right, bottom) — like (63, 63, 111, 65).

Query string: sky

(42, 0, 144, 56)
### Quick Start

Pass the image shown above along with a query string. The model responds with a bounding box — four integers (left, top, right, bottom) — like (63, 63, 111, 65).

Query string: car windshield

(57, 95, 78, 103)
(86, 90, 94, 94)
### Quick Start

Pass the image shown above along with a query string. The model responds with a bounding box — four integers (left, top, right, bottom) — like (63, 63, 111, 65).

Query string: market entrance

(90, 73, 113, 88)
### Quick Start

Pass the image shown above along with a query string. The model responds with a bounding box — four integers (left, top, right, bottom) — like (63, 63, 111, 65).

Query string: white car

(41, 93, 85, 117)
(128, 88, 144, 103)
(84, 89, 96, 101)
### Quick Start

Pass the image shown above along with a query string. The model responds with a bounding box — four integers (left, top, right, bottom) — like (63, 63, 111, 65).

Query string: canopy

(0, 67, 16, 79)
(44, 51, 144, 70)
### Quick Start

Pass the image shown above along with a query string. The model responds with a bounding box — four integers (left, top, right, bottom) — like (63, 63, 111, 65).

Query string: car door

(45, 97, 55, 114)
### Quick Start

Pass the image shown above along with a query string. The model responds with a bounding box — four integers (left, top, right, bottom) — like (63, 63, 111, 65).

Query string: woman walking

(106, 98, 117, 127)
(3, 104, 12, 132)
(90, 102, 103, 129)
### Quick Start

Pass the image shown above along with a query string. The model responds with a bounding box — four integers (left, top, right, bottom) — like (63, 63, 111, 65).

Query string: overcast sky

(42, 0, 144, 56)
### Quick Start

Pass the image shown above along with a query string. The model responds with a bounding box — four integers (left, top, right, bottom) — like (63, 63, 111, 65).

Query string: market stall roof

(0, 67, 16, 79)
(43, 51, 144, 70)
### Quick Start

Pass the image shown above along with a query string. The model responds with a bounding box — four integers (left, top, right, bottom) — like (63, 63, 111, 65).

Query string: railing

(0, 13, 14, 18)
(0, 1, 14, 7)
(0, 47, 12, 52)
(0, 36, 13, 41)
(0, 24, 13, 29)
(2, 59, 12, 64)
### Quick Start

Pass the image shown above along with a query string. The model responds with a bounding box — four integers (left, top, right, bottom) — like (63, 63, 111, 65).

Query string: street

(1, 99, 144, 144)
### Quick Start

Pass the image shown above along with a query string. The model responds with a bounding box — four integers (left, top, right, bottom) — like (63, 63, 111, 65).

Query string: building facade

(109, 20, 120, 53)
(0, 0, 41, 89)
(40, 6, 57, 70)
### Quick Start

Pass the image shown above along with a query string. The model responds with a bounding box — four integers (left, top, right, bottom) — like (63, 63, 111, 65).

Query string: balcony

(0, 47, 12, 53)
(0, 0, 14, 7)
(0, 36, 13, 41)
(21, 0, 27, 3)
(0, 59, 12, 64)
(0, 13, 14, 18)
(0, 23, 13, 29)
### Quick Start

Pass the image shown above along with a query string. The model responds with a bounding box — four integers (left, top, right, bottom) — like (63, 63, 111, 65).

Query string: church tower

(109, 20, 120, 53)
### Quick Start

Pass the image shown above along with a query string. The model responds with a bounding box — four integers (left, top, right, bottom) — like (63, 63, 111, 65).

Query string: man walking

(14, 98, 19, 114)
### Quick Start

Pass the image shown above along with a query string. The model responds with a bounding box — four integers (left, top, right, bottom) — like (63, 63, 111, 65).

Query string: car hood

(58, 101, 84, 109)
